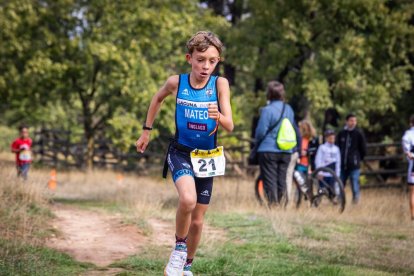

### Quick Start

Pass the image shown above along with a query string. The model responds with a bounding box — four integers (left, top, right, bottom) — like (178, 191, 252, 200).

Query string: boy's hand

(136, 131, 150, 153)
(208, 104, 220, 120)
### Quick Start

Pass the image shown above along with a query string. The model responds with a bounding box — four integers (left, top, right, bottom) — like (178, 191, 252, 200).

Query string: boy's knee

(179, 194, 197, 212)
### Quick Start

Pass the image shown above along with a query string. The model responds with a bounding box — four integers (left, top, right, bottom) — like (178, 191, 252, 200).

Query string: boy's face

(186, 46, 220, 81)
(326, 134, 335, 144)
(20, 128, 29, 139)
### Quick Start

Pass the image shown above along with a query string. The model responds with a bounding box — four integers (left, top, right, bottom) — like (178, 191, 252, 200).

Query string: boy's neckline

(187, 73, 211, 91)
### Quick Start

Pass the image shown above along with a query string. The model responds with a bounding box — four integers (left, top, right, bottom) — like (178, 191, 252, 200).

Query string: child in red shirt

(11, 125, 32, 180)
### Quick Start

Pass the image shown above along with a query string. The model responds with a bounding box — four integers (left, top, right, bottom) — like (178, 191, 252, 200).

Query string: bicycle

(255, 166, 346, 213)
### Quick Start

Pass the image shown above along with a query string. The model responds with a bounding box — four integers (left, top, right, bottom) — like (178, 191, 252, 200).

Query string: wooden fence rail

(33, 129, 407, 187)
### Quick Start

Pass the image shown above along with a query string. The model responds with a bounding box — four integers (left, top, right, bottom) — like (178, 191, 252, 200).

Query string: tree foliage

(226, 0, 414, 134)
(0, 0, 228, 167)
(1, 0, 413, 168)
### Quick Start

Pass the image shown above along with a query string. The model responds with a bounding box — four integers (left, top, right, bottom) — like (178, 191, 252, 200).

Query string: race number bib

(19, 150, 32, 161)
(190, 146, 226, 178)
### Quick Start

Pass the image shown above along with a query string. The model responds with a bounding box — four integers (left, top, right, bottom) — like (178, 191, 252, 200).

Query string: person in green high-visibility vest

(255, 81, 301, 206)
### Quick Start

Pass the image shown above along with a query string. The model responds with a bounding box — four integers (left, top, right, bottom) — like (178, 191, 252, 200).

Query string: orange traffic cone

(116, 173, 124, 185)
(48, 169, 57, 190)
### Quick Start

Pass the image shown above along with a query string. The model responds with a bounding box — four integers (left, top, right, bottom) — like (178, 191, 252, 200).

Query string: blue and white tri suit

(166, 73, 219, 204)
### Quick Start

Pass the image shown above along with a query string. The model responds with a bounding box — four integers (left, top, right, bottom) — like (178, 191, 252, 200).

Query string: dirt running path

(47, 203, 226, 272)
(47, 204, 146, 267)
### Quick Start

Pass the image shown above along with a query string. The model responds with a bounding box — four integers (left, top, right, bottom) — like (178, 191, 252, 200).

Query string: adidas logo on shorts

(200, 190, 210, 197)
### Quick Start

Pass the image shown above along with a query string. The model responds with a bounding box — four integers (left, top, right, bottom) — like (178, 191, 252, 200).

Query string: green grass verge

(110, 212, 400, 276)
(0, 239, 92, 276)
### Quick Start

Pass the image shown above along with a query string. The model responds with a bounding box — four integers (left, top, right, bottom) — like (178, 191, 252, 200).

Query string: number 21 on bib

(190, 146, 226, 178)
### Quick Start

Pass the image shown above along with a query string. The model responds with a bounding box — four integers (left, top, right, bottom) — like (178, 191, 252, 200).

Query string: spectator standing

(297, 120, 319, 173)
(402, 115, 414, 221)
(11, 125, 33, 180)
(255, 81, 300, 206)
(336, 114, 366, 204)
(315, 130, 341, 197)
(287, 120, 316, 203)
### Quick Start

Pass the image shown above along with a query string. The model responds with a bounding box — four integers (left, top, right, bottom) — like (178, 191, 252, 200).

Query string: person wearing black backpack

(255, 81, 300, 206)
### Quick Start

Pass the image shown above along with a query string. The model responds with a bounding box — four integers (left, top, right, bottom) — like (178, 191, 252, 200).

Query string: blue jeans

(17, 163, 30, 180)
(341, 169, 360, 202)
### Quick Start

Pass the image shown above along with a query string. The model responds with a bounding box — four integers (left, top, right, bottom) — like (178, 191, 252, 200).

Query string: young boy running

(135, 31, 233, 276)
(11, 125, 33, 180)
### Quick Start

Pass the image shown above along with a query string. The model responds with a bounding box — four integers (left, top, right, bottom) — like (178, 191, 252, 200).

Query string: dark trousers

(258, 152, 291, 205)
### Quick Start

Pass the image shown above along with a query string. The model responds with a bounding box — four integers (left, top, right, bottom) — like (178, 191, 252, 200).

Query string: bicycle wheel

(292, 179, 302, 208)
(309, 167, 346, 213)
(254, 175, 266, 205)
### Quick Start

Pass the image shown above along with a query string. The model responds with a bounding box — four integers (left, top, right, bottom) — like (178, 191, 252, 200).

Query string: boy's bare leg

(164, 176, 197, 275)
(187, 203, 209, 259)
(175, 176, 197, 238)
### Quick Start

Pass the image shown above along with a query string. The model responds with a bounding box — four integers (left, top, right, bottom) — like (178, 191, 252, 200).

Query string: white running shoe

(164, 249, 187, 276)
(183, 271, 193, 276)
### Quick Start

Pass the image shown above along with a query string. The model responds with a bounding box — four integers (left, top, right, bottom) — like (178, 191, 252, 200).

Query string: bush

(0, 125, 17, 152)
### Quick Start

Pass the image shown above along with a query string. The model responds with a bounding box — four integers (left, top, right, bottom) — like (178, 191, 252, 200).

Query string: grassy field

(0, 160, 92, 275)
(1, 154, 413, 275)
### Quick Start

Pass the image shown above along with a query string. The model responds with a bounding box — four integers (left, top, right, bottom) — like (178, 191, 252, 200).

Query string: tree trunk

(79, 88, 95, 170)
(85, 133, 94, 170)
(202, 0, 245, 86)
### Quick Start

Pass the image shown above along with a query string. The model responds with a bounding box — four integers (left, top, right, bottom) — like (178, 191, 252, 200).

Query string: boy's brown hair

(186, 31, 224, 56)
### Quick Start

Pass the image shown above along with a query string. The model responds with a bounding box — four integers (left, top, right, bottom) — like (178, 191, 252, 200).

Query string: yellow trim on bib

(191, 146, 223, 158)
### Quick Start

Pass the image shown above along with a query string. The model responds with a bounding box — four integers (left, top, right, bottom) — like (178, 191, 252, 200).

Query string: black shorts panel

(167, 146, 214, 204)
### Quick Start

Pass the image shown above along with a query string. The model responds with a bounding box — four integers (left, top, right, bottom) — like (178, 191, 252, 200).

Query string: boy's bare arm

(214, 77, 234, 132)
(136, 75, 179, 153)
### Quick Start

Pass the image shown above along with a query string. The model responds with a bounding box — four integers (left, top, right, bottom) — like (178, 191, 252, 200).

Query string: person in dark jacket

(336, 114, 366, 204)
(255, 81, 300, 206)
